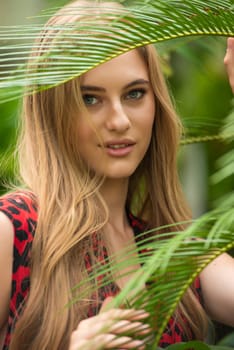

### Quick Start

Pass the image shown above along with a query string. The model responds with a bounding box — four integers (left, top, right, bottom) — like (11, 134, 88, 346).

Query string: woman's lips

(100, 140, 136, 157)
(106, 144, 134, 156)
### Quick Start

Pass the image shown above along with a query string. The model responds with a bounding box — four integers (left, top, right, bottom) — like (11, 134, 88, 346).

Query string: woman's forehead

(81, 49, 149, 86)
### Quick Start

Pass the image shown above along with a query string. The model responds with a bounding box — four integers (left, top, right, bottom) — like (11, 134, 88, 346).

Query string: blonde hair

(10, 1, 208, 349)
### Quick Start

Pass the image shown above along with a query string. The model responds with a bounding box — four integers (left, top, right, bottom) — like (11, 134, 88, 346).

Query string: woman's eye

(82, 94, 99, 106)
(126, 89, 145, 100)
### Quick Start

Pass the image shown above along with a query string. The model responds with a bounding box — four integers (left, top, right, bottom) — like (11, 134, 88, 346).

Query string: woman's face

(76, 49, 155, 180)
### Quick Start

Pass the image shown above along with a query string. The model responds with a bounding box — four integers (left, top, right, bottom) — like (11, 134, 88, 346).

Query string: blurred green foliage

(0, 99, 18, 195)
(167, 37, 233, 211)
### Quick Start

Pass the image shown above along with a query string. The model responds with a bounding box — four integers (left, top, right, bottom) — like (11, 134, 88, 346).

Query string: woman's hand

(69, 298, 151, 350)
(224, 37, 234, 94)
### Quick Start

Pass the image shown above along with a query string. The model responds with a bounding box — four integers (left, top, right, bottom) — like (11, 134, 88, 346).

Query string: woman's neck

(100, 178, 130, 235)
(100, 178, 140, 292)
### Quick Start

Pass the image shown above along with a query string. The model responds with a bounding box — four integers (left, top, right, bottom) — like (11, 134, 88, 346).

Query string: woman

(0, 1, 233, 349)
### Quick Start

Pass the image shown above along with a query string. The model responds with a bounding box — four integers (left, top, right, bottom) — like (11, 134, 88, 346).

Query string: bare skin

(69, 298, 151, 350)
(224, 37, 234, 93)
(0, 213, 14, 349)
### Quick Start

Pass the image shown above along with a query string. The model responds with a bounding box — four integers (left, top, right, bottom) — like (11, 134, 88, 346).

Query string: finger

(75, 308, 150, 340)
(98, 308, 149, 322)
(227, 37, 234, 50)
(224, 37, 234, 94)
(109, 320, 151, 335)
(100, 296, 115, 313)
(76, 311, 149, 337)
(125, 309, 150, 321)
(224, 37, 234, 63)
(78, 333, 144, 350)
(98, 334, 145, 349)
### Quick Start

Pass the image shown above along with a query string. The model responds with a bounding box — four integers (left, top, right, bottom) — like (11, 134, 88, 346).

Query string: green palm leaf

(0, 0, 234, 103)
(69, 205, 234, 349)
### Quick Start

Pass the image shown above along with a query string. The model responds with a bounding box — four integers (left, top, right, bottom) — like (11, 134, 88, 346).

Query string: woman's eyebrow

(80, 79, 150, 92)
(80, 85, 106, 92)
(124, 79, 150, 89)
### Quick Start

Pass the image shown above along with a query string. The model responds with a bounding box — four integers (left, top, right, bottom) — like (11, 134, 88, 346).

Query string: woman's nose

(106, 101, 131, 132)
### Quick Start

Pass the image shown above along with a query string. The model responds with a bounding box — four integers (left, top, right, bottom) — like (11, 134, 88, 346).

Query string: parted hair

(10, 1, 208, 349)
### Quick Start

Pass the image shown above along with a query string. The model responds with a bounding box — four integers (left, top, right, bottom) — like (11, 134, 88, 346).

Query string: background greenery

(0, 1, 233, 349)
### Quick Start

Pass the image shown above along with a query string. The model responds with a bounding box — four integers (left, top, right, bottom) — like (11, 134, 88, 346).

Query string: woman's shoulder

(0, 191, 38, 348)
(0, 189, 37, 210)
(0, 190, 38, 242)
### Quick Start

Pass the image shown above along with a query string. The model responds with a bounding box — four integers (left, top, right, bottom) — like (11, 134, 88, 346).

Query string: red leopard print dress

(0, 191, 202, 349)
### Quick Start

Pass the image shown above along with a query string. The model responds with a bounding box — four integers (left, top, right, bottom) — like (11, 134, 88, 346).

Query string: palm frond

(181, 98, 234, 144)
(180, 133, 234, 145)
(0, 0, 234, 103)
(68, 205, 234, 349)
(211, 103, 234, 207)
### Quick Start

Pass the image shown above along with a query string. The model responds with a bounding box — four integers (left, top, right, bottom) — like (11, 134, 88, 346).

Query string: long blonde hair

(10, 1, 208, 349)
